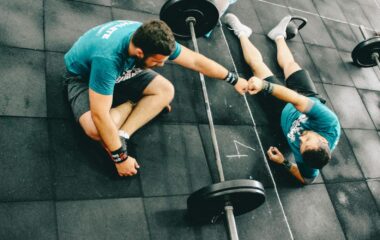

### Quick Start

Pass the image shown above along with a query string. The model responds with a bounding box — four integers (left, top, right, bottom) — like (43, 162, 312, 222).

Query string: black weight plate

(160, 0, 219, 39)
(187, 179, 266, 223)
(286, 16, 307, 40)
(352, 36, 380, 67)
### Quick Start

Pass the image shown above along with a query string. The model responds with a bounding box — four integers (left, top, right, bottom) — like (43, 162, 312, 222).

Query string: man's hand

(267, 146, 285, 164)
(234, 78, 249, 95)
(115, 156, 140, 177)
(248, 76, 264, 95)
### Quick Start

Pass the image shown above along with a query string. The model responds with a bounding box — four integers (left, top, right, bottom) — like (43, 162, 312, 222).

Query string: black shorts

(66, 69, 158, 121)
(265, 69, 325, 103)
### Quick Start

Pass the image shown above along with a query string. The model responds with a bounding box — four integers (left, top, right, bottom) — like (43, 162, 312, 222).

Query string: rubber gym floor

(0, 0, 380, 239)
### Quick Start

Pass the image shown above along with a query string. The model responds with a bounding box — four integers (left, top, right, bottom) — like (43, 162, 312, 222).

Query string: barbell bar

(160, 1, 266, 240)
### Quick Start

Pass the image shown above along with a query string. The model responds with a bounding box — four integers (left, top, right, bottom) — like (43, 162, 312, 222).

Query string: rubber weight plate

(352, 36, 380, 67)
(187, 179, 266, 223)
(286, 16, 307, 40)
(160, 0, 219, 39)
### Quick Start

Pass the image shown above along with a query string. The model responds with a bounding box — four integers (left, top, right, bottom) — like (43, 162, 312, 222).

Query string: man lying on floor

(65, 19, 249, 177)
(224, 14, 341, 184)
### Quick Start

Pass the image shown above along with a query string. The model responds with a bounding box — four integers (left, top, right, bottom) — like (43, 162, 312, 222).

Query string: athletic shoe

(267, 15, 292, 41)
(223, 13, 252, 38)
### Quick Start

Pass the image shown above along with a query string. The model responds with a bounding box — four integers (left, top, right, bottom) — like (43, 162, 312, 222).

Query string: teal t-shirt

(280, 97, 341, 178)
(64, 20, 182, 95)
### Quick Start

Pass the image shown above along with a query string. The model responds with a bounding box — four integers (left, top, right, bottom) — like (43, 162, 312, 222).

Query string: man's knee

(147, 76, 175, 102)
(284, 62, 301, 79)
(79, 111, 101, 141)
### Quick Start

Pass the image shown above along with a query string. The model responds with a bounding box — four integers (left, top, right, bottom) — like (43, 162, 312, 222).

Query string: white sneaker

(223, 13, 252, 38)
(267, 15, 292, 41)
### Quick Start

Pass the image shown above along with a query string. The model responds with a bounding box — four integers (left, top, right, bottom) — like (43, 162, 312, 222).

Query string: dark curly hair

(302, 142, 331, 169)
(132, 20, 176, 56)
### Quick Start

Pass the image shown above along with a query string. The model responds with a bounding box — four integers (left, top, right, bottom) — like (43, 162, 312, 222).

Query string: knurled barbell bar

(160, 1, 266, 240)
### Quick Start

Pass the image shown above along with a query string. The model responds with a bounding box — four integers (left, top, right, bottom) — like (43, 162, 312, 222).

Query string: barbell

(160, 1, 266, 240)
(352, 25, 380, 72)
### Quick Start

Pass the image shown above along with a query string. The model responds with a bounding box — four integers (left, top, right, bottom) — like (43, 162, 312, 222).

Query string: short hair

(132, 20, 176, 56)
(302, 142, 331, 169)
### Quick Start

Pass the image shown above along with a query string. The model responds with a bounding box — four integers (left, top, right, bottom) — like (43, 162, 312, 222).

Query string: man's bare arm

(248, 76, 313, 113)
(267, 146, 306, 184)
(89, 89, 122, 151)
(172, 45, 248, 94)
(172, 45, 229, 79)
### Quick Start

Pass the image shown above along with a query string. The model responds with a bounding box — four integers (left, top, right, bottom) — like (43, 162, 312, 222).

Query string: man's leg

(274, 36, 301, 79)
(239, 36, 274, 79)
(78, 75, 174, 140)
(268, 17, 322, 100)
(110, 101, 134, 129)
(223, 13, 274, 80)
(266, 15, 305, 81)
(119, 75, 174, 137)
(76, 101, 133, 141)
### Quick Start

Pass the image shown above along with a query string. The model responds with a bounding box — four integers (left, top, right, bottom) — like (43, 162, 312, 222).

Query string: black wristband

(224, 71, 238, 86)
(262, 80, 274, 95)
(282, 159, 292, 170)
(111, 146, 128, 164)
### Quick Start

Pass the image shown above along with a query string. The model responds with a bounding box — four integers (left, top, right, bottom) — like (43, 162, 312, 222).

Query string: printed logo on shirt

(116, 68, 143, 83)
(101, 20, 136, 39)
(287, 114, 308, 142)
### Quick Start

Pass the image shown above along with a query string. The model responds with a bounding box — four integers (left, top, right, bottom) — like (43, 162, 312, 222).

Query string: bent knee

(147, 76, 175, 102)
(79, 112, 101, 141)
(84, 127, 101, 141)
(284, 62, 301, 79)
(163, 80, 175, 102)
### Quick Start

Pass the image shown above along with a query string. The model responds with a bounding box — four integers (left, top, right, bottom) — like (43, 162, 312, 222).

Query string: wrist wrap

(111, 146, 128, 164)
(262, 80, 274, 95)
(224, 71, 238, 86)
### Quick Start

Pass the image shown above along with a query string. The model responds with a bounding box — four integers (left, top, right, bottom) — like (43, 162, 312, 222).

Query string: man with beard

(223, 14, 340, 184)
(65, 20, 248, 177)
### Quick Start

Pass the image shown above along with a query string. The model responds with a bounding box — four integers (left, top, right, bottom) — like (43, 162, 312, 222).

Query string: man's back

(64, 20, 142, 77)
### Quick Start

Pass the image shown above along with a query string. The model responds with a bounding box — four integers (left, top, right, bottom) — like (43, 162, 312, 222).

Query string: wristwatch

(282, 159, 293, 170)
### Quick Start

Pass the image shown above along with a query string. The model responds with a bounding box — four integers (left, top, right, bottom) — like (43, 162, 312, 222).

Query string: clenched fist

(267, 146, 285, 164)
(248, 76, 264, 95)
(234, 77, 249, 95)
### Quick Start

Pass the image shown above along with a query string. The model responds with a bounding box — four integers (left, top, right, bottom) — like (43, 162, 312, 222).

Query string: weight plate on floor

(160, 0, 219, 39)
(352, 36, 380, 67)
(187, 179, 266, 223)
(286, 16, 307, 40)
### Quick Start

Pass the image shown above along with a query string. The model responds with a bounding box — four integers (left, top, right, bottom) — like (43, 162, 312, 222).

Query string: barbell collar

(185, 16, 196, 25)
(372, 52, 380, 71)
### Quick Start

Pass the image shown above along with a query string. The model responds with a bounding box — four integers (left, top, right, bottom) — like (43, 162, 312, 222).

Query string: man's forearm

(173, 46, 229, 80)
(264, 83, 312, 112)
(92, 112, 122, 151)
(270, 83, 303, 106)
(283, 160, 306, 184)
(194, 54, 229, 80)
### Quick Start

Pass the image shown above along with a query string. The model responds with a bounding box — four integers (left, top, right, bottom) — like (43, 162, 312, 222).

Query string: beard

(135, 56, 149, 69)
